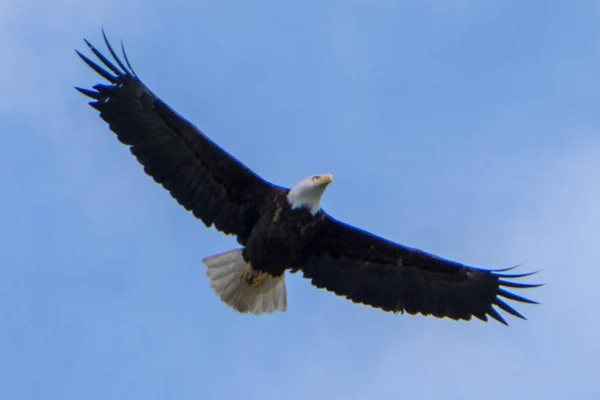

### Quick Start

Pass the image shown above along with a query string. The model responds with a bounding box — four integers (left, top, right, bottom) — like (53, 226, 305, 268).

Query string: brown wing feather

(299, 213, 542, 325)
(75, 31, 284, 244)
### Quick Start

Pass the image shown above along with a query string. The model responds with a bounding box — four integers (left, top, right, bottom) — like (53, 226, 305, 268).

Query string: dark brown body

(243, 193, 325, 277)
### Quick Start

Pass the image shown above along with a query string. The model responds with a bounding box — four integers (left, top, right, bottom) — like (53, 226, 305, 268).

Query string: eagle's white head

(287, 173, 334, 215)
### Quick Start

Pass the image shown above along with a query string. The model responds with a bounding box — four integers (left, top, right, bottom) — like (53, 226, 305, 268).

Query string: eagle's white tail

(203, 249, 287, 315)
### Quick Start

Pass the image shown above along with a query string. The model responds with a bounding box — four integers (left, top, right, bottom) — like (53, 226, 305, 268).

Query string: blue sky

(2, 1, 599, 399)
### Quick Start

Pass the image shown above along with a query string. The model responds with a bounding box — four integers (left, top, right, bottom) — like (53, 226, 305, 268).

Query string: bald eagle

(75, 31, 541, 325)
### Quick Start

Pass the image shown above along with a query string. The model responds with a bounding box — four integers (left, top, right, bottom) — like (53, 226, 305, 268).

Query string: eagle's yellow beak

(313, 174, 334, 186)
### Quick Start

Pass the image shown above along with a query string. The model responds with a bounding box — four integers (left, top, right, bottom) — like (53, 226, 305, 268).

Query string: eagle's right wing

(75, 31, 286, 244)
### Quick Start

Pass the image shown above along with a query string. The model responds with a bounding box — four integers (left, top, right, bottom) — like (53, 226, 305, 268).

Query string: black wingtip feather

(76, 49, 117, 83)
(491, 264, 522, 273)
(76, 29, 139, 86)
(497, 288, 539, 305)
(494, 298, 527, 320)
(83, 38, 123, 77)
(74, 86, 99, 99)
(101, 29, 132, 76)
(120, 39, 138, 78)
(498, 279, 545, 289)
(489, 267, 542, 324)
(487, 307, 509, 326)
(496, 270, 540, 279)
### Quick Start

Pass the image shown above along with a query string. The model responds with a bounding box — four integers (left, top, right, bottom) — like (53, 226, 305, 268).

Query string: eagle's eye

(312, 175, 321, 181)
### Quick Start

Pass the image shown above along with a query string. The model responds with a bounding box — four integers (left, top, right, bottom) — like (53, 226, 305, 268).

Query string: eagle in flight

(75, 30, 541, 325)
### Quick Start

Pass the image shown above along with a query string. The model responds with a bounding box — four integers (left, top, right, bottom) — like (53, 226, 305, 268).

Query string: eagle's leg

(240, 265, 270, 287)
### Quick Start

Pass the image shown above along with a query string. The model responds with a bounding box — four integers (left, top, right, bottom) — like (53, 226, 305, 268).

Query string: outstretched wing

(75, 31, 285, 244)
(299, 214, 542, 325)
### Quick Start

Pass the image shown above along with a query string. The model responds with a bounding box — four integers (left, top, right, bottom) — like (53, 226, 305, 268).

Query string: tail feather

(203, 249, 287, 315)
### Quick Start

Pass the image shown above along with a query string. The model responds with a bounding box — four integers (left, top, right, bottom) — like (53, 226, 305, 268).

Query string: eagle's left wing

(298, 213, 541, 325)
